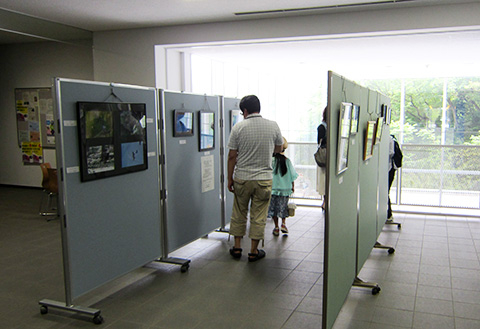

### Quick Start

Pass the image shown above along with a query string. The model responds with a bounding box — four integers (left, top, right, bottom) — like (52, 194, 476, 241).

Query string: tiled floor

(1, 185, 480, 328)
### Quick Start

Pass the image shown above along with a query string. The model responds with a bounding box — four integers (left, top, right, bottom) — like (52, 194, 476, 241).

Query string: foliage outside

(358, 77, 480, 145)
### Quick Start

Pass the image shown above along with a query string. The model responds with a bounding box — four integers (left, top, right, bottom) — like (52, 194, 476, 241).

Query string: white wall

(0, 41, 93, 187)
(92, 2, 480, 89)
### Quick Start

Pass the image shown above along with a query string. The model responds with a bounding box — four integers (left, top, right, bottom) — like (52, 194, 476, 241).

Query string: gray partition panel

(160, 91, 222, 252)
(222, 97, 240, 227)
(55, 79, 162, 301)
(323, 72, 391, 329)
(323, 72, 359, 329)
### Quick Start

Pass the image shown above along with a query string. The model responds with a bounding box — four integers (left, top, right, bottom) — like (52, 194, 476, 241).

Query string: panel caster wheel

(40, 306, 48, 315)
(388, 248, 395, 254)
(181, 264, 189, 273)
(372, 286, 381, 295)
(93, 315, 103, 325)
(398, 223, 402, 229)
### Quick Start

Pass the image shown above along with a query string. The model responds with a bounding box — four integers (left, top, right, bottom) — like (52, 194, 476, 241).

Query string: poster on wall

(15, 88, 55, 160)
(21, 142, 43, 164)
(77, 102, 148, 182)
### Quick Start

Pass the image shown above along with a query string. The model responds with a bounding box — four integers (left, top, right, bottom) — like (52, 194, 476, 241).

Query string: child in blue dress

(268, 138, 299, 236)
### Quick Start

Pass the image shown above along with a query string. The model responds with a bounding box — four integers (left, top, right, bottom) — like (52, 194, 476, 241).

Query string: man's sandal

(229, 247, 242, 259)
(248, 249, 266, 262)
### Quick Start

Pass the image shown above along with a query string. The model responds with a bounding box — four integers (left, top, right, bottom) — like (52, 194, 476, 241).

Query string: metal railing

(285, 142, 480, 209)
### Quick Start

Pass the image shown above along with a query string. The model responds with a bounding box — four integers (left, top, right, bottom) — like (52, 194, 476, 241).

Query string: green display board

(323, 72, 390, 329)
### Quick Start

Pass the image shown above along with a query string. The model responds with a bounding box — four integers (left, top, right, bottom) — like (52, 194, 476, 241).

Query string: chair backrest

(40, 163, 52, 189)
(47, 168, 58, 194)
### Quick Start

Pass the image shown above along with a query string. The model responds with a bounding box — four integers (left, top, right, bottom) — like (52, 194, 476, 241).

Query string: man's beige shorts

(230, 179, 272, 240)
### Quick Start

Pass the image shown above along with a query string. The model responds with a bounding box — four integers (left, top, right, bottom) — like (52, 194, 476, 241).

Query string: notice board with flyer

(15, 88, 54, 164)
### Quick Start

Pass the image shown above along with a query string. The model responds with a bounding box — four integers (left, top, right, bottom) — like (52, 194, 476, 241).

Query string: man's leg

(387, 169, 395, 219)
(250, 239, 260, 255)
(229, 179, 252, 250)
(248, 180, 272, 254)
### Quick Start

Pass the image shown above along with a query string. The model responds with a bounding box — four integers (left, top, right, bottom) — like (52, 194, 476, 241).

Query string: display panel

(199, 111, 215, 151)
(77, 102, 147, 182)
(337, 102, 352, 175)
(173, 110, 194, 137)
(364, 121, 376, 160)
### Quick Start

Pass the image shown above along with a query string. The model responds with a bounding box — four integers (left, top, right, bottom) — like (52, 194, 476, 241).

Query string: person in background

(227, 95, 283, 262)
(387, 134, 402, 222)
(316, 107, 327, 210)
(268, 137, 299, 236)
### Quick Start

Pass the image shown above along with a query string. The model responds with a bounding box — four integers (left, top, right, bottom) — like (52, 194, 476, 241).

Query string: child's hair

(273, 153, 287, 177)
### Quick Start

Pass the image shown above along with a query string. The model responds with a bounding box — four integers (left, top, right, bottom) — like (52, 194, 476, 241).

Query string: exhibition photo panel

(77, 102, 147, 182)
(173, 110, 194, 137)
(199, 111, 215, 151)
(364, 121, 376, 161)
(337, 102, 352, 174)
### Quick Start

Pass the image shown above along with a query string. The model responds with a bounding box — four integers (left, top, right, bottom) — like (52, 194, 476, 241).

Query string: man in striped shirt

(227, 95, 283, 262)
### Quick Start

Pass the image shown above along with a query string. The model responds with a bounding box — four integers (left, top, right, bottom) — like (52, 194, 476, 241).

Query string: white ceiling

(1, 0, 479, 79)
(0, 0, 463, 32)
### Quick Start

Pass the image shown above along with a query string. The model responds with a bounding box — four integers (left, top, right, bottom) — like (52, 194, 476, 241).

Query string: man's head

(239, 95, 260, 115)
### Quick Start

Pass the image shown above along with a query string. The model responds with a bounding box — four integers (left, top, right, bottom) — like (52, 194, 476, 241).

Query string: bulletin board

(15, 87, 55, 164)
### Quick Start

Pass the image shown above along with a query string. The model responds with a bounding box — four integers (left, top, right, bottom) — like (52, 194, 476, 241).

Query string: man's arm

(274, 144, 283, 154)
(227, 149, 238, 192)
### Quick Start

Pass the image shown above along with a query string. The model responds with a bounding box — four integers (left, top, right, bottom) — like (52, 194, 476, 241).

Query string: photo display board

(323, 72, 390, 329)
(77, 102, 147, 181)
(54, 79, 161, 301)
(160, 91, 222, 252)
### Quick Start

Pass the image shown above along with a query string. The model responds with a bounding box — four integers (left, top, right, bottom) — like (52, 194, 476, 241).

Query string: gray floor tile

(454, 301, 480, 320)
(372, 307, 414, 328)
(452, 288, 480, 304)
(416, 285, 452, 301)
(414, 297, 454, 316)
(282, 311, 323, 329)
(455, 317, 480, 329)
(412, 312, 454, 329)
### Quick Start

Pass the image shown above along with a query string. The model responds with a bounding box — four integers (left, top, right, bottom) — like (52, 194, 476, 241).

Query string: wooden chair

(39, 163, 58, 218)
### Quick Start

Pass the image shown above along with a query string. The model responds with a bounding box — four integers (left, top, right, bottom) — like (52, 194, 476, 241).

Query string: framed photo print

(199, 111, 215, 151)
(337, 102, 352, 175)
(173, 110, 194, 137)
(77, 102, 148, 182)
(364, 121, 376, 161)
(374, 117, 384, 144)
(350, 104, 360, 134)
(386, 105, 391, 124)
(230, 110, 243, 129)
